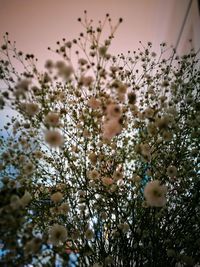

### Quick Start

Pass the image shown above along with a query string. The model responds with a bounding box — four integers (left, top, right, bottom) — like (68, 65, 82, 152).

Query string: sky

(0, 0, 196, 67)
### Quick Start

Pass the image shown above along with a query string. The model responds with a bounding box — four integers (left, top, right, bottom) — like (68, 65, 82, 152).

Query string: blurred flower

(45, 130, 64, 147)
(58, 202, 70, 214)
(51, 192, 63, 203)
(44, 112, 60, 127)
(102, 177, 113, 186)
(49, 224, 68, 246)
(85, 229, 94, 240)
(24, 162, 35, 175)
(144, 180, 167, 207)
(102, 118, 122, 139)
(106, 103, 121, 119)
(21, 191, 32, 206)
(88, 170, 100, 180)
(25, 102, 39, 116)
(88, 97, 101, 109)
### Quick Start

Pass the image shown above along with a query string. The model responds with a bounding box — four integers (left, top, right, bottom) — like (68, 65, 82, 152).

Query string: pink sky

(0, 0, 196, 67)
(0, 0, 199, 129)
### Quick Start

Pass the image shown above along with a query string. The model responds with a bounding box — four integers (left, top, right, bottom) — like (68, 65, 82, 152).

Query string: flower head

(88, 97, 101, 109)
(44, 112, 60, 127)
(51, 192, 63, 203)
(25, 102, 39, 116)
(144, 180, 167, 207)
(45, 130, 64, 147)
(49, 224, 68, 246)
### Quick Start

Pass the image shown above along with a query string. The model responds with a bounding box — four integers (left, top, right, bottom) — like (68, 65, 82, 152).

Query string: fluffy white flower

(144, 180, 167, 207)
(49, 224, 68, 246)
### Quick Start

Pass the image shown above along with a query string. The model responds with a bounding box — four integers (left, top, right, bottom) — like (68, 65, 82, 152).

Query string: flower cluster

(0, 12, 199, 267)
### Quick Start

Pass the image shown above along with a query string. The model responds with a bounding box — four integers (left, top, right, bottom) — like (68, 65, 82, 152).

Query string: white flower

(44, 112, 60, 127)
(49, 224, 68, 246)
(45, 130, 64, 147)
(144, 180, 167, 207)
